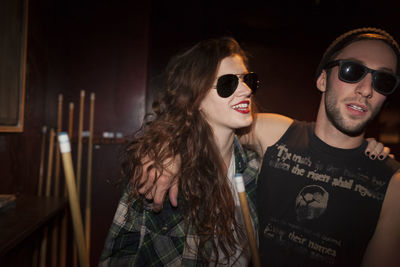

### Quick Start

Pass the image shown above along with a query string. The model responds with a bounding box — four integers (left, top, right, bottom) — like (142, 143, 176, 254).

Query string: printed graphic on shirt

(295, 185, 329, 222)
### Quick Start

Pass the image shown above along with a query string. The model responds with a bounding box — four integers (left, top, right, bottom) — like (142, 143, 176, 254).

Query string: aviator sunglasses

(215, 72, 259, 98)
(324, 59, 400, 96)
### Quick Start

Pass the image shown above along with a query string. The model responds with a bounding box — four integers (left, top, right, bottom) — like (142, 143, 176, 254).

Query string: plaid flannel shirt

(99, 137, 260, 266)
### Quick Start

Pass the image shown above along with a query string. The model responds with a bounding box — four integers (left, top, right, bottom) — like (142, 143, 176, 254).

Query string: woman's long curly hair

(123, 37, 251, 264)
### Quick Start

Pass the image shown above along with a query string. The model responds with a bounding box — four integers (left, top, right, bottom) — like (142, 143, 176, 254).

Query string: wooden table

(0, 195, 66, 264)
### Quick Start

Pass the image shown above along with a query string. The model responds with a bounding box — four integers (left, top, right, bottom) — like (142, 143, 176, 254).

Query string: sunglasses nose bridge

(355, 71, 374, 98)
(237, 79, 253, 96)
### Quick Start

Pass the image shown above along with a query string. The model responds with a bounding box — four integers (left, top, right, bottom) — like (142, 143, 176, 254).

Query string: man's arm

(362, 170, 400, 267)
(140, 113, 392, 211)
(240, 113, 391, 160)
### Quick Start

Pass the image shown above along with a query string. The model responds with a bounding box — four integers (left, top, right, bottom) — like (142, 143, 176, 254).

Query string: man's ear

(316, 70, 327, 93)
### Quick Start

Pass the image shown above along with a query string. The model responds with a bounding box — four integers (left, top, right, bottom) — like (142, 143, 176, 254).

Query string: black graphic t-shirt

(257, 121, 400, 267)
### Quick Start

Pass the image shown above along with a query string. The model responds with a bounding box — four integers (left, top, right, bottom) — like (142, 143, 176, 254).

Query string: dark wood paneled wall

(0, 0, 150, 264)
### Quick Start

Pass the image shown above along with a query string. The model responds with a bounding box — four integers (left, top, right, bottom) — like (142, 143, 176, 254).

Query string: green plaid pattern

(99, 137, 260, 266)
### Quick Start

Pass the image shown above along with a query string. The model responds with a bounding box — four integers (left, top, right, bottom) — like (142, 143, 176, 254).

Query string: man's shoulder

(359, 152, 400, 184)
(265, 119, 314, 148)
(253, 113, 295, 152)
(383, 156, 400, 174)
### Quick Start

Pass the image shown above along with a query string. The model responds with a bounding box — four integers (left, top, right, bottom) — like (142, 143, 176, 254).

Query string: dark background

(1, 0, 399, 265)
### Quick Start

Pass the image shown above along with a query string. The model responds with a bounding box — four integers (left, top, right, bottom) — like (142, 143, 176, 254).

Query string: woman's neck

(214, 130, 235, 169)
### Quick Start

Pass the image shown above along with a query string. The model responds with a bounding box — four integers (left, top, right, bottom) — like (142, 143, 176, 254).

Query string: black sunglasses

(215, 72, 259, 98)
(324, 60, 400, 96)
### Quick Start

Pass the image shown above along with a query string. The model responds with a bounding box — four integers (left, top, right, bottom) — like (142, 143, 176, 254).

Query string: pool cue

(54, 94, 63, 196)
(38, 126, 47, 196)
(64, 103, 74, 196)
(34, 126, 47, 267)
(32, 240, 39, 267)
(68, 102, 74, 143)
(40, 128, 55, 267)
(51, 94, 63, 267)
(59, 133, 90, 267)
(59, 203, 68, 267)
(59, 102, 74, 267)
(74, 90, 85, 267)
(234, 174, 261, 267)
(77, 90, 85, 195)
(39, 228, 48, 267)
(85, 92, 95, 256)
(45, 128, 55, 197)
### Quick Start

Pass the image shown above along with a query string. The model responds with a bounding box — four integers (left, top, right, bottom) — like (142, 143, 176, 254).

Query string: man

(252, 28, 400, 266)
(138, 28, 399, 266)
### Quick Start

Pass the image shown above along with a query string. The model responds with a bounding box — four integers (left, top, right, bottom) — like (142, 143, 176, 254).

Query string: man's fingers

(377, 146, 390, 160)
(138, 164, 157, 195)
(149, 176, 179, 212)
(365, 138, 391, 160)
(144, 184, 155, 200)
(135, 154, 181, 212)
(152, 173, 175, 211)
(365, 138, 377, 158)
(169, 182, 179, 207)
(370, 142, 384, 160)
(153, 188, 167, 211)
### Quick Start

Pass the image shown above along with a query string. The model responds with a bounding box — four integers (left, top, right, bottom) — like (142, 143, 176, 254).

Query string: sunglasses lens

(216, 74, 238, 98)
(326, 60, 399, 96)
(244, 73, 259, 93)
(339, 62, 366, 82)
(373, 72, 398, 95)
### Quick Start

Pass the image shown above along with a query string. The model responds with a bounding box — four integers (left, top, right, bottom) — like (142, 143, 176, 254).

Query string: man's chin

(337, 123, 366, 137)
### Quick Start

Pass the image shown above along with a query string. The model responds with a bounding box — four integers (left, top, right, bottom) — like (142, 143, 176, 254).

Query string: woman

(100, 37, 260, 266)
